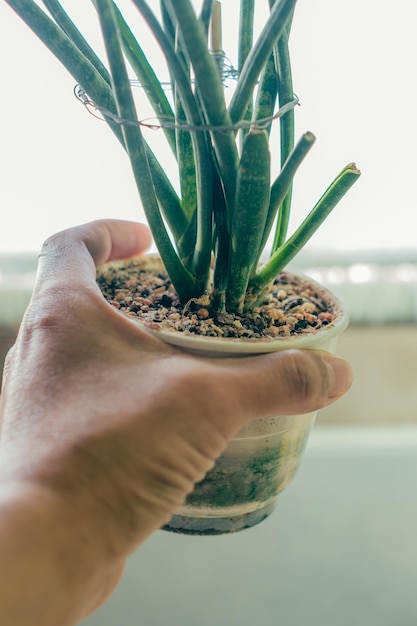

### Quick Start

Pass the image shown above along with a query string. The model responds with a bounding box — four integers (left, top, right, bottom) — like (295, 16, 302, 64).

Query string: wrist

(0, 482, 119, 625)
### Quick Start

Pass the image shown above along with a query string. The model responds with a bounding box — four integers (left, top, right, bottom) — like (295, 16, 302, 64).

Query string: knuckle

(1, 344, 16, 385)
(280, 350, 329, 412)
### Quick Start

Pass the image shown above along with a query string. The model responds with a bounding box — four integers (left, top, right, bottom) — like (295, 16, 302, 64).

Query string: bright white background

(0, 1, 415, 253)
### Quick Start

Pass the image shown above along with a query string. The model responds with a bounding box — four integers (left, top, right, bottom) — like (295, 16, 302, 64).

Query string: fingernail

(323, 356, 353, 399)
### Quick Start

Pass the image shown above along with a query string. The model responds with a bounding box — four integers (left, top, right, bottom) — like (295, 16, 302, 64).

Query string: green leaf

(253, 51, 278, 136)
(132, 0, 214, 288)
(211, 159, 230, 311)
(175, 100, 198, 223)
(259, 131, 316, 262)
(226, 130, 271, 313)
(5, 0, 123, 144)
(238, 0, 255, 73)
(112, 3, 177, 156)
(237, 0, 255, 146)
(95, 0, 199, 302)
(229, 0, 296, 124)
(41, 0, 111, 85)
(7, 0, 361, 315)
(248, 163, 362, 304)
(173, 36, 197, 223)
(167, 0, 239, 209)
(272, 13, 296, 251)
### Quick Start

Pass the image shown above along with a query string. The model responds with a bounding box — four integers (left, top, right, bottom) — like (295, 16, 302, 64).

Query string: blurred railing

(2, 250, 417, 423)
(2, 249, 417, 326)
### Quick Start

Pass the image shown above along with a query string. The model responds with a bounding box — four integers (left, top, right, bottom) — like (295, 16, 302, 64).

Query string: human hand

(0, 219, 352, 625)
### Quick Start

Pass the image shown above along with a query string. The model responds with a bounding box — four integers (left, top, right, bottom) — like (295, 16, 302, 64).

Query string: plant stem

(210, 1, 222, 51)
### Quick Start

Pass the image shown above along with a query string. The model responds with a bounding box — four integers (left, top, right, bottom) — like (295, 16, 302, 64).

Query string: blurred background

(1, 1, 417, 625)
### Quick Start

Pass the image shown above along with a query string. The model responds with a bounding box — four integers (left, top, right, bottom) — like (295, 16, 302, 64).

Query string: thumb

(226, 349, 352, 424)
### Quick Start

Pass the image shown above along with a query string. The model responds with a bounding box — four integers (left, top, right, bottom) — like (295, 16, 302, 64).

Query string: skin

(0, 219, 352, 625)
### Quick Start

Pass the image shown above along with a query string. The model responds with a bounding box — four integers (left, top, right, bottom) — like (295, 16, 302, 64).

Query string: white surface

(0, 1, 416, 253)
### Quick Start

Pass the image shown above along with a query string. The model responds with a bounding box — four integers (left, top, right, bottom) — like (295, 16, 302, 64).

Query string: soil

(96, 257, 338, 340)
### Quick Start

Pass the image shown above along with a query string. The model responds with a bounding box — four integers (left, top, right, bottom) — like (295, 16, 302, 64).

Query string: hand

(0, 219, 352, 625)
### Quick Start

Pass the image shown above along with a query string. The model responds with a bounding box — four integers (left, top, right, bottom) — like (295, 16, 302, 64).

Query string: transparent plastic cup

(152, 295, 347, 535)
(97, 255, 348, 535)
(163, 412, 316, 534)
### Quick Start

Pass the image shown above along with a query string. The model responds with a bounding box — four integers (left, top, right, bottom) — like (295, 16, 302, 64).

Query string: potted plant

(5, 0, 360, 534)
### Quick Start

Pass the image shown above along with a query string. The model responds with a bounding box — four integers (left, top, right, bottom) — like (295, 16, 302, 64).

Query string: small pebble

(318, 312, 333, 323)
(98, 262, 336, 340)
(305, 313, 318, 324)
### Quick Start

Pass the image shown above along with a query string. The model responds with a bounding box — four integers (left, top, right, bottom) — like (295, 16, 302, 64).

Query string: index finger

(35, 219, 152, 291)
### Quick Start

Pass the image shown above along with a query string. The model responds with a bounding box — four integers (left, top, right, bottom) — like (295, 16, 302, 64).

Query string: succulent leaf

(4, 0, 361, 313)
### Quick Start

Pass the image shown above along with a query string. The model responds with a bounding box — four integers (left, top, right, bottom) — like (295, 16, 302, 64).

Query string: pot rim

(138, 311, 348, 354)
(98, 254, 349, 355)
